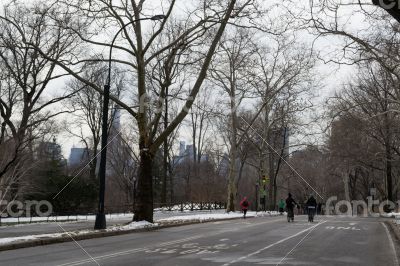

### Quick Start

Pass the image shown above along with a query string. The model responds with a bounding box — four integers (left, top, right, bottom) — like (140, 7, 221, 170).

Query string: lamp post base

(94, 213, 106, 229)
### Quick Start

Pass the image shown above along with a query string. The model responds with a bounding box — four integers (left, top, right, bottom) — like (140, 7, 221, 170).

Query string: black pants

(287, 208, 294, 218)
(243, 209, 247, 218)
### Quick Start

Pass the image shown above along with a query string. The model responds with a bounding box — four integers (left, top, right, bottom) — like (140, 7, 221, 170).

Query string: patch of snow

(106, 221, 158, 231)
(0, 210, 282, 246)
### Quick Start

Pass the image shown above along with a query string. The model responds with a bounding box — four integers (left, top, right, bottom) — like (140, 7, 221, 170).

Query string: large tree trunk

(133, 0, 238, 222)
(133, 150, 154, 222)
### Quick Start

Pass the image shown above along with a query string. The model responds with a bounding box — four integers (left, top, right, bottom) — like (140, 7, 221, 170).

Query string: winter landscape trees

(1, 0, 400, 225)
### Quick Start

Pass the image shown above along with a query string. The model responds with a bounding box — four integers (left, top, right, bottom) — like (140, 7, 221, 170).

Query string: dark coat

(285, 197, 297, 209)
(306, 196, 317, 207)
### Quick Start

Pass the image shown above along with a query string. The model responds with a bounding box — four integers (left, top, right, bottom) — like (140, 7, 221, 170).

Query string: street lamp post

(94, 14, 166, 230)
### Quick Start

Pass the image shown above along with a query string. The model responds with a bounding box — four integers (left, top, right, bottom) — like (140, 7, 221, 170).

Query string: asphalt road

(0, 215, 398, 266)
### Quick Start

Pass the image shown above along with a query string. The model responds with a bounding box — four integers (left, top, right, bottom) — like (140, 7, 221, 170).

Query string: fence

(154, 202, 226, 212)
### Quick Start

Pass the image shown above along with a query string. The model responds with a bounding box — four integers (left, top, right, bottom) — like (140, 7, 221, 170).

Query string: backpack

(242, 200, 249, 207)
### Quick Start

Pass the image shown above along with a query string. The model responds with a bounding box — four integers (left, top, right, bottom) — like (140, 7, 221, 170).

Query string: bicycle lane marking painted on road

(382, 222, 400, 266)
(222, 220, 327, 266)
(55, 217, 285, 266)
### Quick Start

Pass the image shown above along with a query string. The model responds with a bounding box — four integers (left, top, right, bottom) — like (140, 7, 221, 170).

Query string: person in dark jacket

(240, 197, 249, 219)
(306, 194, 317, 222)
(285, 193, 297, 222)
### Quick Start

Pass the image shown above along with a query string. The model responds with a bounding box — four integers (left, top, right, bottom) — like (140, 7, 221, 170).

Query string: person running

(285, 193, 297, 222)
(240, 196, 249, 219)
(278, 198, 286, 215)
(306, 194, 317, 222)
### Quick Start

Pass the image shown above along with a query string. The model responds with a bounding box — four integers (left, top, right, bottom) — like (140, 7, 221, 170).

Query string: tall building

(68, 147, 90, 167)
(179, 141, 186, 156)
(111, 108, 121, 132)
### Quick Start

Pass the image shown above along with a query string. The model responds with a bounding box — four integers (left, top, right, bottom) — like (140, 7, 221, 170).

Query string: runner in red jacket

(240, 197, 250, 219)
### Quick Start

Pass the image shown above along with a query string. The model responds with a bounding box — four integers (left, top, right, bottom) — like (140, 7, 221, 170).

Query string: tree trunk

(268, 148, 274, 210)
(227, 96, 238, 212)
(386, 144, 393, 201)
(161, 90, 168, 205)
(133, 150, 154, 222)
(272, 127, 287, 210)
(227, 148, 237, 212)
(343, 171, 351, 202)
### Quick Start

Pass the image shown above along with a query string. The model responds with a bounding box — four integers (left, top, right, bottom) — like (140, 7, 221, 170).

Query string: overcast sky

(0, 0, 373, 158)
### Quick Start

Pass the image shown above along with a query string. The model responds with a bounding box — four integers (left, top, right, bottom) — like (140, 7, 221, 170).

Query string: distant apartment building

(174, 141, 209, 165)
(68, 147, 90, 167)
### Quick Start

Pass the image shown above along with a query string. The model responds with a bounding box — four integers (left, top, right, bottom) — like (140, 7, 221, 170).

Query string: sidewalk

(0, 210, 281, 251)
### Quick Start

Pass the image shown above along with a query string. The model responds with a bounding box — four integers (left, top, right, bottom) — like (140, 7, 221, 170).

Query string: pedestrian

(306, 194, 317, 222)
(286, 193, 297, 222)
(240, 196, 249, 219)
(278, 198, 285, 215)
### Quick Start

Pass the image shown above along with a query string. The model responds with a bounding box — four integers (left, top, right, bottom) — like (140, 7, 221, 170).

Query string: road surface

(0, 215, 398, 266)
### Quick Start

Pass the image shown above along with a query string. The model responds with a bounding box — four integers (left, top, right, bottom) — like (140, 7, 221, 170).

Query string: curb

(386, 220, 400, 242)
(0, 215, 268, 252)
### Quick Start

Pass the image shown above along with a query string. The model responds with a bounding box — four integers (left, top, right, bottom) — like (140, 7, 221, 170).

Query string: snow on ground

(0, 210, 282, 246)
(381, 212, 400, 218)
(0, 221, 155, 245)
(381, 212, 400, 225)
(157, 211, 281, 223)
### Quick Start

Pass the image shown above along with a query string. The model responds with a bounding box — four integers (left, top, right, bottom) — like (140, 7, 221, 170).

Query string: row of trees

(2, 0, 399, 222)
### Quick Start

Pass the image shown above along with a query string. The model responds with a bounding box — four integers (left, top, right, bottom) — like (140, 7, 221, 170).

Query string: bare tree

(247, 33, 316, 210)
(3, 0, 261, 222)
(328, 62, 400, 202)
(209, 27, 258, 212)
(0, 2, 76, 198)
(65, 64, 125, 182)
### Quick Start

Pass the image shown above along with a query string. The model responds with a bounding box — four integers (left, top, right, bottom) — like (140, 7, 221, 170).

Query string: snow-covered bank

(381, 212, 400, 218)
(157, 211, 281, 223)
(0, 211, 281, 247)
(0, 221, 156, 246)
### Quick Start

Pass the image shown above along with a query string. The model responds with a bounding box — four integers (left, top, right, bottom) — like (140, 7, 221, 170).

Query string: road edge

(384, 221, 400, 264)
(0, 215, 277, 252)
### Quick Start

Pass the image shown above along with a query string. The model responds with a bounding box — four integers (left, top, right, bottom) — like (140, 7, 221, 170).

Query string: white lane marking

(220, 238, 230, 242)
(381, 222, 400, 266)
(56, 235, 206, 266)
(57, 217, 284, 266)
(325, 226, 361, 231)
(222, 221, 327, 266)
(276, 220, 325, 266)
